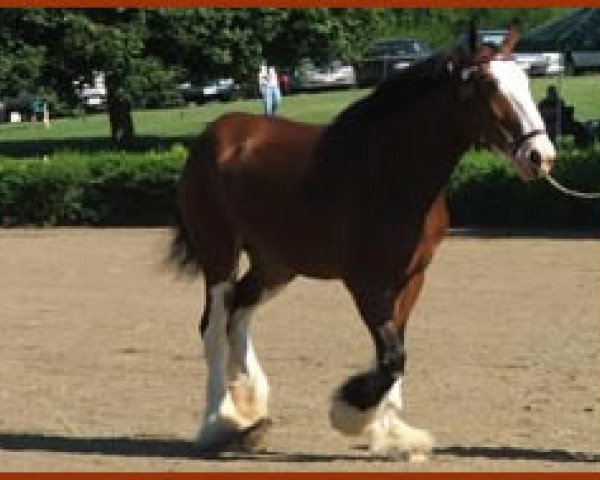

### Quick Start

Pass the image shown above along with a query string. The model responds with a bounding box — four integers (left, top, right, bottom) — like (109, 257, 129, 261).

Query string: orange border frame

(0, 3, 598, 479)
(1, 0, 599, 7)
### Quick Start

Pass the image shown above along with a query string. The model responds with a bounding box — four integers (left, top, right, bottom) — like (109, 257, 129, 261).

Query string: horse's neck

(314, 86, 472, 205)
(380, 90, 472, 195)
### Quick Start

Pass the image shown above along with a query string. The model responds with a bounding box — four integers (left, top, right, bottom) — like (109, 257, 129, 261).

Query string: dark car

(355, 37, 432, 87)
(0, 94, 34, 123)
(177, 78, 239, 104)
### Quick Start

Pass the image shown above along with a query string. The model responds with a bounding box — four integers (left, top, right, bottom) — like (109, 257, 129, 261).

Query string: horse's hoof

(408, 451, 429, 463)
(368, 415, 434, 461)
(197, 417, 272, 454)
(236, 417, 273, 452)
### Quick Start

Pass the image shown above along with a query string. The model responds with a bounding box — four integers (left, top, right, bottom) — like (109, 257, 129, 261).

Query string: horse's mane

(316, 51, 452, 165)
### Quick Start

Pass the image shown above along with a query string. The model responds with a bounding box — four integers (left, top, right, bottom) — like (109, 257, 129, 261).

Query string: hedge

(448, 147, 600, 229)
(0, 143, 599, 228)
(0, 145, 186, 227)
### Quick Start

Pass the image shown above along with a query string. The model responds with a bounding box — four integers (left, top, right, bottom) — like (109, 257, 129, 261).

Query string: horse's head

(449, 21, 556, 181)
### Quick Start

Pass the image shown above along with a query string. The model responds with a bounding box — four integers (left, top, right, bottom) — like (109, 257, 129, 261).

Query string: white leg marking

(228, 306, 269, 422)
(198, 282, 252, 447)
(367, 377, 434, 461)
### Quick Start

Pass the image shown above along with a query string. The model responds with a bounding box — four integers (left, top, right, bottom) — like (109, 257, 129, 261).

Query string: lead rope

(544, 173, 600, 200)
(543, 53, 600, 200)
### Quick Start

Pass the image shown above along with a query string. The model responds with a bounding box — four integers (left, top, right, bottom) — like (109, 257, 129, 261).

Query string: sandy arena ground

(0, 228, 599, 472)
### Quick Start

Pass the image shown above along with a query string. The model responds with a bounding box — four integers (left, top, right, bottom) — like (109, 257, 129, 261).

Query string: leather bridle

(511, 129, 547, 158)
(460, 55, 548, 161)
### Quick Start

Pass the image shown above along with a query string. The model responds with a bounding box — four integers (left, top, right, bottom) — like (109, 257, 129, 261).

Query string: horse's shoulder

(209, 112, 323, 146)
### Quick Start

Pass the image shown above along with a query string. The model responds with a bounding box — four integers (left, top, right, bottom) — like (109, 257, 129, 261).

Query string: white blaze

(489, 60, 545, 133)
(488, 60, 556, 178)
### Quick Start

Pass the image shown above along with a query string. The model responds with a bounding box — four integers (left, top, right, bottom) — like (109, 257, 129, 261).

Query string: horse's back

(209, 112, 323, 167)
(185, 112, 349, 275)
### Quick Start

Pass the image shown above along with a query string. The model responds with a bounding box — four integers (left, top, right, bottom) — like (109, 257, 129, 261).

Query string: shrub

(0, 143, 598, 229)
(0, 145, 186, 226)
(448, 147, 600, 229)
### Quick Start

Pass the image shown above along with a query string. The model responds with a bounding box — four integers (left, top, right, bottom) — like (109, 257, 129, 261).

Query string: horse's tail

(169, 203, 201, 275)
(168, 127, 216, 276)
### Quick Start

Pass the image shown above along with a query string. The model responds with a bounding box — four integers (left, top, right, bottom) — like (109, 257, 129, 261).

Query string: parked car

(0, 94, 35, 123)
(477, 29, 563, 76)
(514, 51, 564, 76)
(177, 78, 239, 104)
(355, 37, 432, 87)
(74, 72, 107, 112)
(517, 9, 600, 75)
(290, 59, 356, 92)
(278, 69, 293, 95)
(478, 29, 512, 49)
(564, 49, 600, 75)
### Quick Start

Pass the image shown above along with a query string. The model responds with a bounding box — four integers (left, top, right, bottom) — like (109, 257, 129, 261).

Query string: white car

(292, 59, 356, 91)
(513, 51, 564, 76)
(478, 29, 564, 76)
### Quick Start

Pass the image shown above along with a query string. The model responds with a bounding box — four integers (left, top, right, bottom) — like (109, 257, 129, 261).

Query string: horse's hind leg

(176, 142, 254, 450)
(225, 253, 294, 448)
(198, 264, 258, 451)
(190, 224, 254, 450)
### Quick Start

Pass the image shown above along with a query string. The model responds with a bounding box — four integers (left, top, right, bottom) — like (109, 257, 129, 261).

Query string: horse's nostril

(529, 150, 542, 167)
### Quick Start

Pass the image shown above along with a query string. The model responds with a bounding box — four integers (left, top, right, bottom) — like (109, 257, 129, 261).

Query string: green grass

(0, 74, 598, 159)
(0, 90, 366, 144)
(531, 74, 600, 121)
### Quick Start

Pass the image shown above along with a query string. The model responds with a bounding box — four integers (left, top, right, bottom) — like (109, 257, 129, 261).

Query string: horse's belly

(230, 198, 348, 279)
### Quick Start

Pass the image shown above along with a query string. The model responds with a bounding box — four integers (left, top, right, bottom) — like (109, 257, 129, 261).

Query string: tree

(61, 9, 178, 145)
(0, 41, 45, 99)
(264, 9, 391, 66)
(0, 8, 571, 146)
(384, 9, 571, 48)
(0, 9, 178, 145)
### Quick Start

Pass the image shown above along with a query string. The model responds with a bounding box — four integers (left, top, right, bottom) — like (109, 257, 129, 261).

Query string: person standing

(258, 62, 281, 116)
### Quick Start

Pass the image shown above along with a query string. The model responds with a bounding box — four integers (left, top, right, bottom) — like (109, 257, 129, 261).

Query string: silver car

(291, 59, 356, 91)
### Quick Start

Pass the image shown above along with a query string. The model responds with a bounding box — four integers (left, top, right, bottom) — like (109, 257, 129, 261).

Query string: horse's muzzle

(514, 132, 555, 181)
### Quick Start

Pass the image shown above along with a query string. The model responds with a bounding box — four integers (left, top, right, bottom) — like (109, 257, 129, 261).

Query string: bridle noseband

(511, 129, 547, 157)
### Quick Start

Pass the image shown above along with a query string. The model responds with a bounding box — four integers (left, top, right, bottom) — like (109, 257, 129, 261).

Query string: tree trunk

(106, 89, 135, 146)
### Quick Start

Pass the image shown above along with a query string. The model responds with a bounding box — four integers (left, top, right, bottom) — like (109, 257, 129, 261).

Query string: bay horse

(170, 23, 555, 461)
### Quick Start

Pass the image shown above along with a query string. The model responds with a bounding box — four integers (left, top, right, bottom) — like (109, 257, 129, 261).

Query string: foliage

(0, 41, 45, 98)
(383, 8, 571, 48)
(0, 8, 574, 145)
(0, 145, 185, 226)
(449, 146, 600, 228)
(0, 143, 598, 229)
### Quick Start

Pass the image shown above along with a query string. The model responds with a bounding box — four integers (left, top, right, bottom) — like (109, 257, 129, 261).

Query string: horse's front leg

(330, 273, 433, 461)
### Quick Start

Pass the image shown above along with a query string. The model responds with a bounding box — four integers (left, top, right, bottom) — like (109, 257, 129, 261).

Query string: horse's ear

(468, 19, 479, 54)
(500, 18, 520, 55)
